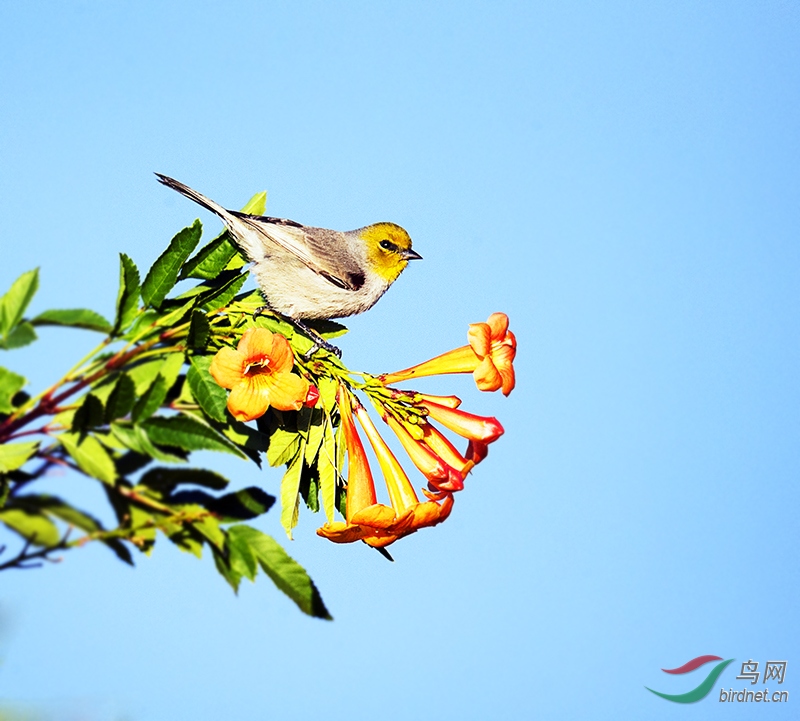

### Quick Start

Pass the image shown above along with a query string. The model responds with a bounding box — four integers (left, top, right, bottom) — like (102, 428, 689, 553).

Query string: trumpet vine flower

(380, 312, 516, 396)
(209, 327, 310, 422)
(317, 389, 453, 548)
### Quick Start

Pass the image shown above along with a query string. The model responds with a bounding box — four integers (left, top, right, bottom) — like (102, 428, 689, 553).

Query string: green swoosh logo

(646, 659, 734, 703)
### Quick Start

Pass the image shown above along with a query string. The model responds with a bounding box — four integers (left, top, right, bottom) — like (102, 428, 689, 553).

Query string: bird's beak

(402, 248, 423, 261)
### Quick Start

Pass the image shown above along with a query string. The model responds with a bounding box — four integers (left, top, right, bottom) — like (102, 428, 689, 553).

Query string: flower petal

(237, 327, 275, 359)
(227, 375, 272, 421)
(485, 312, 509, 340)
(268, 332, 295, 373)
(264, 371, 309, 412)
(467, 322, 492, 357)
(473, 356, 503, 392)
(492, 342, 516, 396)
(209, 347, 246, 389)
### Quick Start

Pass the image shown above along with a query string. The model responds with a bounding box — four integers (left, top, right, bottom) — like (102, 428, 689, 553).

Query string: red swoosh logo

(662, 655, 723, 674)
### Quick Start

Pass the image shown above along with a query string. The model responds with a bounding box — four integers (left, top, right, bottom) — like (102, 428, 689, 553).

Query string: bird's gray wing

(231, 212, 365, 291)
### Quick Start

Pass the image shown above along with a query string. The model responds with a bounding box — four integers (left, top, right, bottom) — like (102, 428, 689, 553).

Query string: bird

(155, 174, 421, 355)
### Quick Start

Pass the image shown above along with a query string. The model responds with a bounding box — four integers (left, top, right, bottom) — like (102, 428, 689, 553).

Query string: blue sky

(1, 2, 798, 719)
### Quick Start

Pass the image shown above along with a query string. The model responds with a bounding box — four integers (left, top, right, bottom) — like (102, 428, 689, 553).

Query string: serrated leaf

(131, 374, 168, 423)
(155, 298, 195, 330)
(72, 393, 105, 433)
(126, 357, 165, 395)
(304, 319, 349, 340)
(105, 373, 136, 422)
(179, 235, 239, 280)
(121, 309, 159, 341)
(266, 428, 302, 468)
(228, 524, 331, 619)
(279, 451, 304, 539)
(179, 190, 264, 280)
(159, 351, 185, 389)
(110, 421, 185, 464)
(114, 253, 141, 335)
(187, 309, 211, 349)
(0, 321, 37, 350)
(317, 377, 339, 413)
(319, 420, 337, 524)
(0, 269, 38, 338)
(170, 487, 275, 523)
(0, 366, 26, 413)
(241, 190, 267, 216)
(213, 546, 244, 591)
(303, 412, 325, 465)
(16, 494, 102, 532)
(199, 272, 247, 312)
(0, 441, 39, 473)
(187, 355, 227, 423)
(225, 528, 258, 582)
(141, 220, 203, 309)
(59, 432, 117, 484)
(142, 414, 246, 458)
(128, 503, 157, 554)
(139, 467, 230, 493)
(192, 515, 225, 550)
(31, 308, 112, 333)
(0, 507, 60, 546)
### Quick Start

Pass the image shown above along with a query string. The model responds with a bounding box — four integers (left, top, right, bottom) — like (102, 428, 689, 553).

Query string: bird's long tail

(155, 173, 238, 227)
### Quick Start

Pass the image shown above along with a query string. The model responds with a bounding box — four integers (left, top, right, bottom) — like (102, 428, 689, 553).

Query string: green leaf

(31, 308, 112, 333)
(199, 272, 247, 312)
(16, 494, 101, 532)
(142, 414, 246, 458)
(141, 220, 203, 309)
(59, 432, 117, 484)
(304, 319, 349, 340)
(241, 190, 267, 216)
(110, 421, 185, 464)
(179, 234, 239, 280)
(113, 253, 141, 335)
(0, 366, 26, 413)
(131, 374, 169, 423)
(266, 428, 302, 468)
(213, 545, 244, 591)
(303, 411, 325, 465)
(317, 377, 339, 413)
(225, 528, 258, 582)
(0, 507, 60, 546)
(170, 487, 275, 523)
(192, 514, 225, 550)
(72, 393, 105, 434)
(179, 190, 265, 280)
(0, 441, 39, 473)
(127, 358, 165, 395)
(187, 309, 211, 349)
(0, 321, 37, 350)
(318, 419, 337, 524)
(159, 351, 186, 389)
(127, 503, 157, 554)
(139, 467, 230, 493)
(105, 373, 136, 422)
(279, 451, 304, 539)
(187, 355, 227, 423)
(0, 474, 9, 510)
(228, 524, 331, 619)
(0, 269, 38, 338)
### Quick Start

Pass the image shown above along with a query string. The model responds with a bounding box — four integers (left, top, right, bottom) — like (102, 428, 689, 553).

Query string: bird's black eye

(379, 239, 397, 252)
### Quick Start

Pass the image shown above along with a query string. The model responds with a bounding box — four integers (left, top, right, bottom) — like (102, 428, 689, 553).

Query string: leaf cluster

(0, 192, 340, 619)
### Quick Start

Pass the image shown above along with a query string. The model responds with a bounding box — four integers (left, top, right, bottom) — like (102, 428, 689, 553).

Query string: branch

(0, 529, 71, 571)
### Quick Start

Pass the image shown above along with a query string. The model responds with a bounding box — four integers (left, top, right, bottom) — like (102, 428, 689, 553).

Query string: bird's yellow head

(359, 222, 422, 283)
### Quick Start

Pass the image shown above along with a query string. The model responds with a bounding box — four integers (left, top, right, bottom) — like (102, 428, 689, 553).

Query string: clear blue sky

(1, 2, 798, 719)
